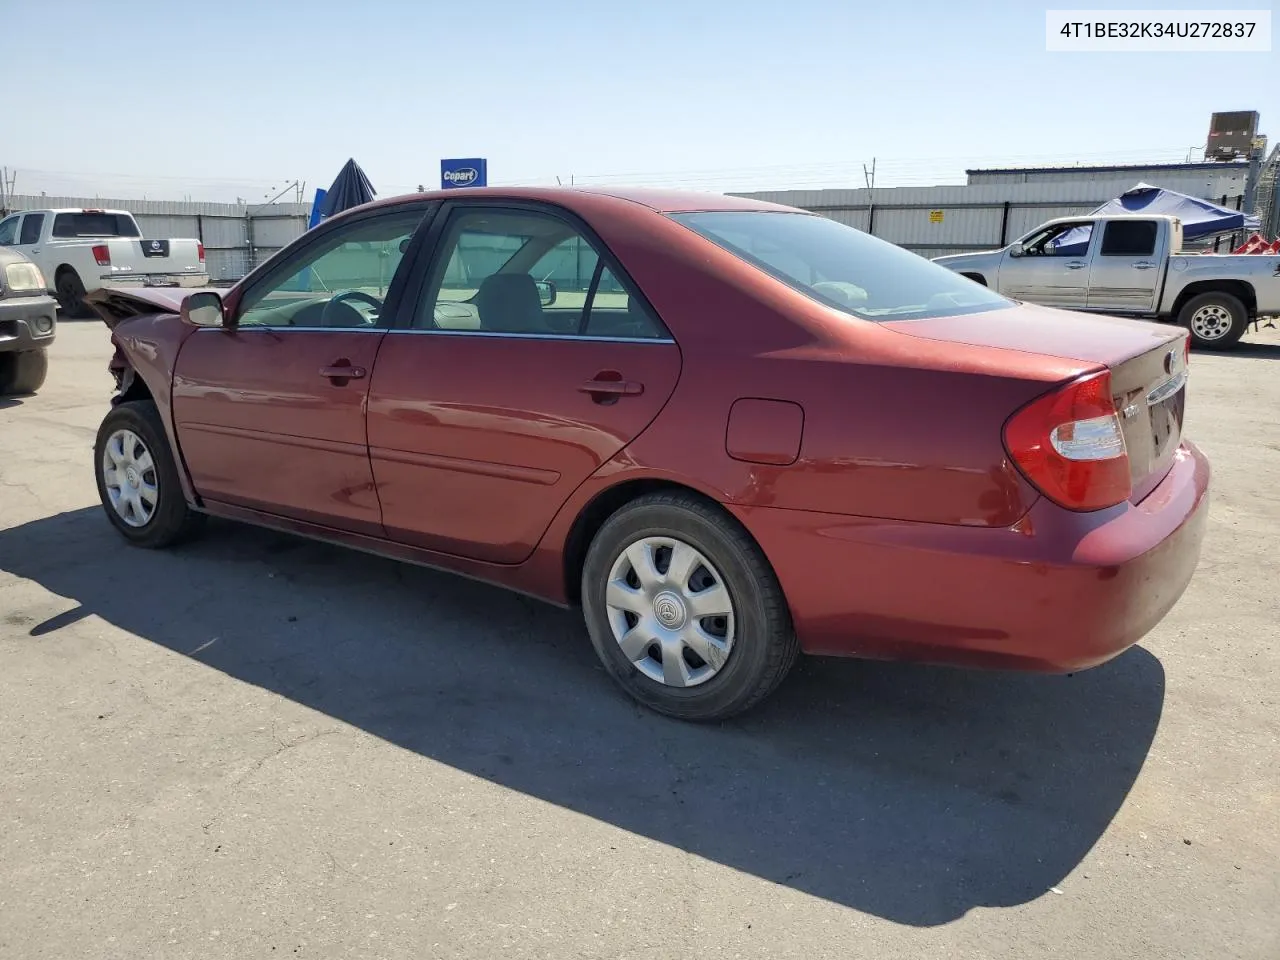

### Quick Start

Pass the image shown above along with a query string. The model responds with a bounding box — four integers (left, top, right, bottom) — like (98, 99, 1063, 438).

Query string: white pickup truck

(933, 214, 1280, 350)
(0, 208, 208, 316)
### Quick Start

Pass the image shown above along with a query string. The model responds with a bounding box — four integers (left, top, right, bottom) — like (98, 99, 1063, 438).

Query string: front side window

(0, 217, 19, 246)
(237, 208, 426, 329)
(1018, 222, 1093, 257)
(673, 211, 1010, 321)
(19, 214, 45, 245)
(417, 208, 665, 339)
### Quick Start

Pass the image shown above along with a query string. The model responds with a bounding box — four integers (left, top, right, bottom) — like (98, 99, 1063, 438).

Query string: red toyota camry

(89, 187, 1209, 720)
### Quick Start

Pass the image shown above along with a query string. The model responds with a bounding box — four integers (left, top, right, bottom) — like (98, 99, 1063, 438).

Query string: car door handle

(579, 376, 644, 402)
(320, 361, 366, 381)
(1065, 261, 1087, 270)
(1133, 261, 1156, 270)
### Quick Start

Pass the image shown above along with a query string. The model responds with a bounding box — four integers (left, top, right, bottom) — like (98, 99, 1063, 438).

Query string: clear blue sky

(5, 0, 1275, 201)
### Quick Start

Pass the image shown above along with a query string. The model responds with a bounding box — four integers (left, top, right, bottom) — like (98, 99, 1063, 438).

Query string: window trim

(226, 200, 440, 331)
(1099, 219, 1159, 258)
(395, 199, 673, 343)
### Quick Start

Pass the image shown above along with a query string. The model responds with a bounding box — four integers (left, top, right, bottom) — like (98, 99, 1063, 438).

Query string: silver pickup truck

(934, 214, 1280, 350)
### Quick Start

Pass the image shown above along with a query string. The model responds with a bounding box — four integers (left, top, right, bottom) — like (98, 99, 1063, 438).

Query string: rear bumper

(99, 272, 209, 290)
(735, 440, 1210, 672)
(0, 295, 58, 350)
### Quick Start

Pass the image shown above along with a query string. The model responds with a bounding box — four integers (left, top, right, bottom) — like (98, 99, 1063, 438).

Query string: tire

(93, 399, 205, 549)
(1178, 291, 1248, 351)
(581, 491, 798, 721)
(55, 268, 87, 318)
(0, 349, 48, 395)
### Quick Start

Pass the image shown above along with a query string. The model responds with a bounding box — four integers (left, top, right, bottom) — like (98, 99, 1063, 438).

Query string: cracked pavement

(1, 321, 1278, 959)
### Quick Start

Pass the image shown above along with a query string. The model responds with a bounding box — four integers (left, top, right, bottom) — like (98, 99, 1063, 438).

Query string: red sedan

(89, 187, 1209, 720)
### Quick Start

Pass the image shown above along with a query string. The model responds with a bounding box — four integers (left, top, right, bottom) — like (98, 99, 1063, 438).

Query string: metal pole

(1243, 140, 1264, 213)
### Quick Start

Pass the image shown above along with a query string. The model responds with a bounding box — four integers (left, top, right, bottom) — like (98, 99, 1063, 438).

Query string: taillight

(92, 244, 111, 266)
(197, 242, 205, 263)
(1004, 370, 1131, 511)
(1184, 332, 1191, 367)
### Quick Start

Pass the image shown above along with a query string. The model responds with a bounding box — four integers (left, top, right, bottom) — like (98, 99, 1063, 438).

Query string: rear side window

(19, 214, 45, 245)
(1100, 220, 1158, 257)
(673, 211, 1010, 321)
(51, 213, 140, 239)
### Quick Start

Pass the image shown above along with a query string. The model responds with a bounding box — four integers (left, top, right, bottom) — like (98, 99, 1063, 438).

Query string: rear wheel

(581, 492, 798, 721)
(55, 268, 87, 317)
(0, 349, 48, 395)
(94, 400, 205, 548)
(1179, 291, 1248, 350)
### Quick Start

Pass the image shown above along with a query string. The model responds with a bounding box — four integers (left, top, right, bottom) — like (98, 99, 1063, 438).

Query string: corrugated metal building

(735, 162, 1254, 258)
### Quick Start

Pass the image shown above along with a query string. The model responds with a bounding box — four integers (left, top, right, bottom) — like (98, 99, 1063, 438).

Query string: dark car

(0, 247, 56, 394)
(87, 187, 1209, 720)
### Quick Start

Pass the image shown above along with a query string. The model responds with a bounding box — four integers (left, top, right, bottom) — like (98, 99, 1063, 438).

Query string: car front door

(1085, 219, 1163, 313)
(171, 204, 434, 535)
(366, 203, 682, 563)
(998, 221, 1093, 308)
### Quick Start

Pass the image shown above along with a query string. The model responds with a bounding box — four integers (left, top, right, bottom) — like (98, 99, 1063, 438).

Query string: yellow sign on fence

(929, 210, 944, 223)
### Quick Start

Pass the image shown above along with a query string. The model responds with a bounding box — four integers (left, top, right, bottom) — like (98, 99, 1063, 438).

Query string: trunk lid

(891, 302, 1188, 503)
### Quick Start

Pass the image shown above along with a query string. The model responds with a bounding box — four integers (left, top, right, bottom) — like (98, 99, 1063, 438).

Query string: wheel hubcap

(1190, 304, 1232, 341)
(604, 536, 736, 688)
(102, 429, 158, 528)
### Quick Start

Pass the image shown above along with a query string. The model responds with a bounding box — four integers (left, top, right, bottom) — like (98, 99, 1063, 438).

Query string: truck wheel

(0, 349, 48, 395)
(94, 400, 206, 549)
(1179, 292, 1248, 350)
(55, 268, 88, 318)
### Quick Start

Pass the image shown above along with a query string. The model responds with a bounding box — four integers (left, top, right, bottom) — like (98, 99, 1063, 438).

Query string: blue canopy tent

(293, 160, 378, 290)
(1050, 183, 1262, 255)
(319, 158, 377, 218)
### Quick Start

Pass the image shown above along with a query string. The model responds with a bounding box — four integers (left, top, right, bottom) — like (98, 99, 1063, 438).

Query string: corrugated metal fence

(4, 170, 1253, 278)
(734, 172, 1250, 259)
(2, 195, 310, 282)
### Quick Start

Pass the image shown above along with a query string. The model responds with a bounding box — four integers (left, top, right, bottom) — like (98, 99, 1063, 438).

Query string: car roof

(354, 186, 801, 215)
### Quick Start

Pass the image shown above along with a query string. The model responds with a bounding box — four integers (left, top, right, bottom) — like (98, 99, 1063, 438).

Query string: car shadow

(1230, 335, 1280, 359)
(0, 507, 1165, 927)
(0, 397, 23, 409)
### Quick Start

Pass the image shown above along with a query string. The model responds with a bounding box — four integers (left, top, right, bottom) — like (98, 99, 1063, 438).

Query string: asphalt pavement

(1, 320, 1277, 959)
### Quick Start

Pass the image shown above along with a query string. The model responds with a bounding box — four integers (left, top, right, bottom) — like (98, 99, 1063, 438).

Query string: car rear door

(1085, 219, 1164, 313)
(171, 203, 435, 535)
(366, 202, 681, 564)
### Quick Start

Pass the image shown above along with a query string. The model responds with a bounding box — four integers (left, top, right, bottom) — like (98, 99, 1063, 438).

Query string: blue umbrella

(319, 158, 376, 218)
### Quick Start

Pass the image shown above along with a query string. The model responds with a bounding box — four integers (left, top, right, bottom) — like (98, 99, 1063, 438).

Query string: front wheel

(94, 400, 205, 548)
(1179, 291, 1248, 350)
(581, 492, 798, 721)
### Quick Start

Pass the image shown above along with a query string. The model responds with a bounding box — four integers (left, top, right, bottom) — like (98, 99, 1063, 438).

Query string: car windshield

(671, 211, 1012, 321)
